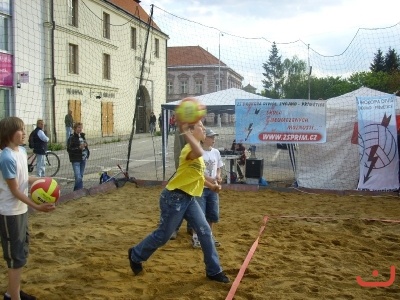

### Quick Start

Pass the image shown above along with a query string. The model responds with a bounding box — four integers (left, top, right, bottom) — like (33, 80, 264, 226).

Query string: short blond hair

(73, 122, 83, 130)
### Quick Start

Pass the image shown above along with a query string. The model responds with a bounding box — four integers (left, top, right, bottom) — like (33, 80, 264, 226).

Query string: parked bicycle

(27, 151, 60, 177)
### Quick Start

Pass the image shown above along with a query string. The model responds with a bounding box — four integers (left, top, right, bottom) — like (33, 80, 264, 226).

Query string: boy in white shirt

(192, 128, 223, 248)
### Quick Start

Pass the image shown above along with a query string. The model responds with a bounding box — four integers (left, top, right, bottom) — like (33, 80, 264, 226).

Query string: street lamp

(218, 32, 223, 91)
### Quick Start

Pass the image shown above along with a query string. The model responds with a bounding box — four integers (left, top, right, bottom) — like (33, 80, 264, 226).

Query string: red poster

(0, 53, 13, 87)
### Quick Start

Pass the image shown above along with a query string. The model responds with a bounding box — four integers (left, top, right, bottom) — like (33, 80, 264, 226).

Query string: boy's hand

(211, 183, 222, 193)
(35, 203, 56, 212)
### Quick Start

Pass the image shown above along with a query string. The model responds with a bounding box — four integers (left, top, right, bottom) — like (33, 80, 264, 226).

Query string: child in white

(192, 128, 223, 248)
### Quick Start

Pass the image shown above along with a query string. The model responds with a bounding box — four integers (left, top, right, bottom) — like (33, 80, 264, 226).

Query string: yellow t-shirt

(166, 143, 205, 196)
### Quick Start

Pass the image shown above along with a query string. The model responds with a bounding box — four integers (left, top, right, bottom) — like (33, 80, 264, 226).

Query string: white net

(3, 1, 400, 190)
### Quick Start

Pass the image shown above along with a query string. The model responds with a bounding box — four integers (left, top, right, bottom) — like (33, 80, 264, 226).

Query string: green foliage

(154, 130, 162, 136)
(371, 47, 399, 73)
(370, 49, 385, 72)
(262, 42, 284, 98)
(103, 138, 121, 144)
(261, 44, 400, 100)
(281, 56, 309, 98)
(48, 143, 64, 151)
(384, 47, 400, 72)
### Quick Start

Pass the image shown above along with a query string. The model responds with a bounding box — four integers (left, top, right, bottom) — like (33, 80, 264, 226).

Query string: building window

(180, 80, 187, 94)
(0, 89, 10, 119)
(155, 38, 159, 58)
(195, 80, 203, 94)
(167, 81, 173, 94)
(103, 12, 110, 39)
(0, 15, 9, 51)
(131, 27, 136, 49)
(68, 43, 78, 74)
(68, 0, 78, 27)
(103, 53, 111, 80)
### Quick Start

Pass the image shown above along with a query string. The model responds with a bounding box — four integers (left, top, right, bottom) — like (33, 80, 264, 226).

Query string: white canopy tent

(296, 87, 400, 190)
(162, 88, 268, 112)
(159, 88, 268, 179)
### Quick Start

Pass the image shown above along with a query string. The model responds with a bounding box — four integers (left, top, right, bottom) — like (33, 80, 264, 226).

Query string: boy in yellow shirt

(128, 120, 229, 283)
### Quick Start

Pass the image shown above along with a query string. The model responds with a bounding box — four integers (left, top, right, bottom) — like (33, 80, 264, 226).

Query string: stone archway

(135, 86, 151, 134)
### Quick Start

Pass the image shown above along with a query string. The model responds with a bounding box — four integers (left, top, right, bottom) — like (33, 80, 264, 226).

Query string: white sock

(192, 233, 198, 239)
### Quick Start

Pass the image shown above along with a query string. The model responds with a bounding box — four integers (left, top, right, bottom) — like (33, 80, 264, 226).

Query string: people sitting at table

(231, 140, 246, 180)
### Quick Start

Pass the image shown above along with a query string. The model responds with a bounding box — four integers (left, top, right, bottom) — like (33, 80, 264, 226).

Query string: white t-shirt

(0, 146, 29, 215)
(202, 148, 223, 180)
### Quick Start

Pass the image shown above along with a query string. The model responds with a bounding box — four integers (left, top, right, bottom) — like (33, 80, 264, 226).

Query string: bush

(48, 143, 64, 151)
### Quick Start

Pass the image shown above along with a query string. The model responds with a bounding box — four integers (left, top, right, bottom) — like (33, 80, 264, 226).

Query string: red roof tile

(106, 0, 160, 30)
(167, 46, 226, 67)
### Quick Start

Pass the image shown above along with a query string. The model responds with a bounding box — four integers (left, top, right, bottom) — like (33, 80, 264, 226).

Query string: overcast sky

(139, 0, 399, 55)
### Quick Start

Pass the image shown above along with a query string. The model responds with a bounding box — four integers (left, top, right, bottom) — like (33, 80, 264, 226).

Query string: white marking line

(272, 149, 280, 161)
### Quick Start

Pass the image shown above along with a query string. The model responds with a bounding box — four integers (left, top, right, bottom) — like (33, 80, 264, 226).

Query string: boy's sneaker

(207, 271, 230, 283)
(192, 236, 201, 248)
(4, 290, 36, 300)
(128, 248, 143, 275)
(213, 236, 221, 247)
(170, 230, 178, 240)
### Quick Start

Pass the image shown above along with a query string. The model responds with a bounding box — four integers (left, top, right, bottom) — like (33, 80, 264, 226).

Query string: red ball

(30, 177, 60, 204)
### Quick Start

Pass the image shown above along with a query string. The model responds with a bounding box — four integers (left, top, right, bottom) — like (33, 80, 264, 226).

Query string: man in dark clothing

(65, 110, 74, 144)
(33, 119, 49, 177)
(149, 112, 157, 134)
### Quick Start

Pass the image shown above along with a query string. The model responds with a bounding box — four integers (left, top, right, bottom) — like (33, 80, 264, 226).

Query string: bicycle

(27, 151, 60, 177)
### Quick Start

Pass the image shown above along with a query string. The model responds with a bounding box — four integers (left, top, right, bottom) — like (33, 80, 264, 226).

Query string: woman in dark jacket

(67, 122, 90, 191)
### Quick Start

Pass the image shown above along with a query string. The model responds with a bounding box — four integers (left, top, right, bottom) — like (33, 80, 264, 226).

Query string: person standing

(192, 128, 223, 248)
(128, 120, 229, 283)
(0, 116, 55, 300)
(169, 114, 176, 133)
(158, 113, 162, 131)
(67, 122, 90, 191)
(64, 110, 74, 144)
(32, 119, 49, 177)
(149, 112, 157, 134)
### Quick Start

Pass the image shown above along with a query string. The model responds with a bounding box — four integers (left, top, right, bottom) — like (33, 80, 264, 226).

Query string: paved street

(50, 127, 296, 193)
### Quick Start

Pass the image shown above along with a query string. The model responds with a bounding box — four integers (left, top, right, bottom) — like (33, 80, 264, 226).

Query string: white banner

(356, 95, 399, 191)
(235, 99, 326, 144)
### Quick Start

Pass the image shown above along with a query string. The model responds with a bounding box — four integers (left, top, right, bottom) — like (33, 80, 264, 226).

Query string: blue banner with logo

(235, 99, 326, 144)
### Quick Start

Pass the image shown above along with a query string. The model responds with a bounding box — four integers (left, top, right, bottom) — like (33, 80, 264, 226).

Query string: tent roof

(162, 88, 268, 112)
(327, 86, 399, 109)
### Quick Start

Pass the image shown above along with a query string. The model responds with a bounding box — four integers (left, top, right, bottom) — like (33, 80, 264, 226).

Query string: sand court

(1, 184, 399, 299)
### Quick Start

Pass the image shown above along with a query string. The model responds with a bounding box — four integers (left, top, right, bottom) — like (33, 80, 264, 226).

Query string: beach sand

(1, 184, 399, 299)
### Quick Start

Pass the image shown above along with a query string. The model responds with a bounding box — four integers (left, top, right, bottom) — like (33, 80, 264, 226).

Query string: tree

(370, 49, 385, 72)
(262, 42, 284, 98)
(384, 47, 400, 72)
(349, 71, 398, 93)
(281, 56, 308, 98)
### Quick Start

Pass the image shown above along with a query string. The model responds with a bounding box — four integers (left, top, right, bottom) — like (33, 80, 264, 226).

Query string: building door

(135, 88, 146, 133)
(101, 101, 114, 136)
(68, 99, 81, 123)
(135, 86, 152, 134)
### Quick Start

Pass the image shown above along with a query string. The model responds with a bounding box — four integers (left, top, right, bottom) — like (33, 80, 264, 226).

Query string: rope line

(225, 214, 400, 299)
(225, 215, 269, 300)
